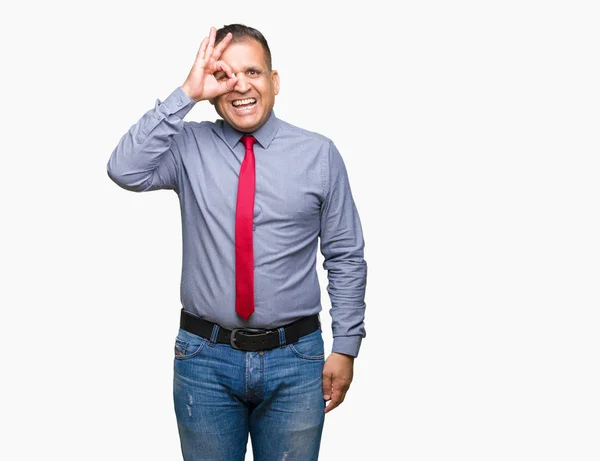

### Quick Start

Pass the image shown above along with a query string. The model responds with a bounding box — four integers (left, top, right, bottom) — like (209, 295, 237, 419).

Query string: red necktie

(235, 135, 257, 320)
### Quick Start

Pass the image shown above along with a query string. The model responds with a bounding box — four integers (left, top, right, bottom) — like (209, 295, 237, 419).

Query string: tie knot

(241, 135, 256, 150)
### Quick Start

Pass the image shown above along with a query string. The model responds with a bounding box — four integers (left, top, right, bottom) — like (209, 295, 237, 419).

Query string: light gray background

(2, 0, 599, 459)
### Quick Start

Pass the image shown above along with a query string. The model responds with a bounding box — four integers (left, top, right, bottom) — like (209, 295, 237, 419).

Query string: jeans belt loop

(209, 324, 219, 347)
(277, 327, 286, 348)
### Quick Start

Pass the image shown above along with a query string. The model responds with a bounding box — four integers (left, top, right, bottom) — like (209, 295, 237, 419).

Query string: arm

(320, 141, 368, 358)
(106, 87, 195, 192)
(320, 141, 368, 414)
(107, 26, 238, 192)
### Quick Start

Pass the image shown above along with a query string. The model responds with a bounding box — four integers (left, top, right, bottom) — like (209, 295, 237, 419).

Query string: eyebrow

(229, 66, 266, 74)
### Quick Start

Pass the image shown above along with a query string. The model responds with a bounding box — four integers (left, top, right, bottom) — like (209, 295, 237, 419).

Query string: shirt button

(176, 100, 182, 107)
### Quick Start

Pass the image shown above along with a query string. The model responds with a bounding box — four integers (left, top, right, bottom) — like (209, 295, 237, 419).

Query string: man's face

(210, 39, 280, 133)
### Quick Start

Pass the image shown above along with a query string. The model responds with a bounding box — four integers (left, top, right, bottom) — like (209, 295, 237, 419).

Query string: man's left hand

(322, 352, 354, 414)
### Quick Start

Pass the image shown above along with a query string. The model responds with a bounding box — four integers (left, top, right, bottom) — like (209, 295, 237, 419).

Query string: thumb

(322, 372, 332, 401)
(213, 60, 238, 93)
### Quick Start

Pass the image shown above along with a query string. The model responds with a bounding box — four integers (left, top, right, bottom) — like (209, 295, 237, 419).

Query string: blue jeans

(173, 324, 326, 461)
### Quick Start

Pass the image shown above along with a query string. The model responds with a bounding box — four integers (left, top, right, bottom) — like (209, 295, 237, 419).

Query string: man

(106, 24, 367, 461)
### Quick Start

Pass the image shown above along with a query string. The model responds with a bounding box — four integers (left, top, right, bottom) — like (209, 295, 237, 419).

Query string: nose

(233, 73, 251, 93)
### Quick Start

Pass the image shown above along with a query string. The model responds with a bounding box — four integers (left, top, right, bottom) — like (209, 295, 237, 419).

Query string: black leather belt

(179, 308, 321, 352)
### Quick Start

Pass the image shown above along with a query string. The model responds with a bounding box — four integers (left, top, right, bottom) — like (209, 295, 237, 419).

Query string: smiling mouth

(232, 98, 257, 111)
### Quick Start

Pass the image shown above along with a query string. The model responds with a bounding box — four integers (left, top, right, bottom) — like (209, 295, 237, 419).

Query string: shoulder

(177, 120, 222, 141)
(181, 119, 216, 133)
(276, 117, 334, 149)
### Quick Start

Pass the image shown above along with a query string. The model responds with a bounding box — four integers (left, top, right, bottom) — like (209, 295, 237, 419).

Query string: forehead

(220, 39, 268, 70)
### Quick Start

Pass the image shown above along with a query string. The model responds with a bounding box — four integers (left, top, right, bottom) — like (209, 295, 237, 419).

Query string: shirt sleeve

(319, 141, 368, 358)
(106, 86, 196, 193)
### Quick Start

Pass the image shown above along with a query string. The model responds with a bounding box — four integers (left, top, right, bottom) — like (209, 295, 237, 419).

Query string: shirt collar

(219, 110, 279, 150)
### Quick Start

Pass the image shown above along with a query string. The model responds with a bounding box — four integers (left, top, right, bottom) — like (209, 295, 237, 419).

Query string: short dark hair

(215, 24, 272, 71)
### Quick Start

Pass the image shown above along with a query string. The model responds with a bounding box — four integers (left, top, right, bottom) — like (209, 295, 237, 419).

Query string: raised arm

(106, 26, 239, 192)
(106, 87, 196, 192)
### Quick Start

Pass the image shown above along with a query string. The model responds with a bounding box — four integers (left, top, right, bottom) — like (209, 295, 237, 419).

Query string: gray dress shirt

(106, 86, 367, 357)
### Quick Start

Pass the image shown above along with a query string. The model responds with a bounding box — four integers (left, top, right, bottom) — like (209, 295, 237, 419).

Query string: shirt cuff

(332, 335, 363, 358)
(160, 86, 196, 119)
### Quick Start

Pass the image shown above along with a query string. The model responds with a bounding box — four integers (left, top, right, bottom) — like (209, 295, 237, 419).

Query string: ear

(271, 70, 280, 95)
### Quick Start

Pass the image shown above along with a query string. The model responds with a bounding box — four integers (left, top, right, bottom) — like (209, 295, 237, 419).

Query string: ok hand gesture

(181, 26, 238, 102)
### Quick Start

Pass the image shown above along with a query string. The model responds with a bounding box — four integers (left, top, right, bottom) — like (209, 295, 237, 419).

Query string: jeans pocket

(288, 329, 325, 361)
(174, 328, 207, 360)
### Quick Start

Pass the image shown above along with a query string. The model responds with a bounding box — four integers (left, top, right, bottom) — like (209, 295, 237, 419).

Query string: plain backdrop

(1, 0, 599, 459)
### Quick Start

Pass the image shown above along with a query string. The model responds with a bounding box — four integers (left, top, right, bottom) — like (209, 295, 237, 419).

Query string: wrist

(181, 84, 198, 102)
(332, 351, 355, 361)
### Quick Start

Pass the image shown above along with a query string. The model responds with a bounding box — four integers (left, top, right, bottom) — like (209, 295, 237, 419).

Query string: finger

(324, 389, 344, 414)
(221, 75, 238, 93)
(212, 60, 238, 92)
(198, 36, 209, 61)
(214, 60, 234, 78)
(213, 32, 233, 60)
(332, 385, 346, 405)
(324, 375, 351, 414)
(322, 372, 332, 401)
(205, 26, 216, 62)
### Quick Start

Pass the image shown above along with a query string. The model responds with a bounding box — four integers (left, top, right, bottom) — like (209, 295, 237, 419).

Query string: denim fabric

(173, 326, 326, 460)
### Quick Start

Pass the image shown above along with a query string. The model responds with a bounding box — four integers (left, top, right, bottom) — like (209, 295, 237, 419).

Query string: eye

(248, 69, 260, 76)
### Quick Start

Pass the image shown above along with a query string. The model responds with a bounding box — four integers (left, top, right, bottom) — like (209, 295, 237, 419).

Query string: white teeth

(232, 98, 256, 106)
(234, 105, 255, 111)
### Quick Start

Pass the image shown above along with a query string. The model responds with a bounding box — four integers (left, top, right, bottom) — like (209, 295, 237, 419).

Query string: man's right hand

(181, 26, 238, 102)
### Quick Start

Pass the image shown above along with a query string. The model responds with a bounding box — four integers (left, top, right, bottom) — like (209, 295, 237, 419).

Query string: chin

(230, 116, 263, 133)
(218, 103, 266, 130)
